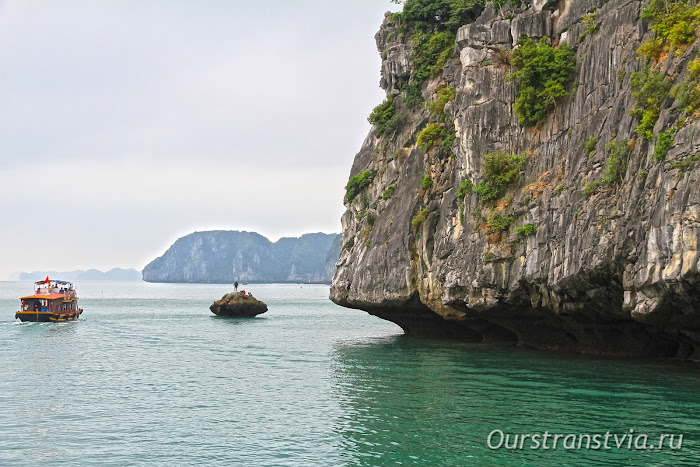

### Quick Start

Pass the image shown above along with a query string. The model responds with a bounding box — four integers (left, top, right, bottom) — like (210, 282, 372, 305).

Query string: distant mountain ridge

(142, 231, 341, 284)
(19, 268, 142, 282)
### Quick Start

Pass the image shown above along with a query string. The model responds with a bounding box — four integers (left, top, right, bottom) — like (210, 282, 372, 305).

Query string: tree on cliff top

(391, 0, 486, 33)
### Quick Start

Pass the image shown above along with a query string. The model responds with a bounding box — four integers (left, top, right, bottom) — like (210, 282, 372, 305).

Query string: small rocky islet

(210, 291, 268, 318)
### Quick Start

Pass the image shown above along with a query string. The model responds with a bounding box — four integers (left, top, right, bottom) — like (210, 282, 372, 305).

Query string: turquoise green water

(0, 281, 699, 466)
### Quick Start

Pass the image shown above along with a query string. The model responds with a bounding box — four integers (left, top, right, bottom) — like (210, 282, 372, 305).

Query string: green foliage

(668, 153, 700, 172)
(342, 238, 354, 250)
(639, 0, 700, 60)
(583, 139, 632, 196)
(420, 174, 433, 190)
(396, 0, 487, 33)
(386, 112, 408, 135)
(368, 95, 394, 128)
(617, 68, 627, 86)
(457, 179, 473, 222)
(345, 169, 377, 203)
(473, 182, 501, 201)
(654, 130, 674, 160)
(672, 54, 700, 114)
(554, 184, 565, 196)
(515, 223, 537, 236)
(508, 36, 577, 126)
(486, 211, 514, 232)
(369, 95, 403, 136)
(630, 63, 672, 140)
(583, 180, 603, 197)
(392, 0, 487, 84)
(440, 130, 456, 158)
(457, 179, 473, 197)
(470, 204, 483, 221)
(637, 37, 666, 62)
(426, 85, 457, 117)
(638, 168, 648, 180)
(382, 183, 398, 200)
(492, 0, 530, 9)
(402, 81, 424, 110)
(412, 208, 431, 230)
(417, 123, 444, 150)
(583, 136, 598, 158)
(412, 30, 457, 80)
(484, 251, 496, 261)
(602, 139, 632, 186)
(366, 213, 376, 227)
(474, 151, 526, 201)
(579, 13, 600, 41)
(417, 122, 456, 156)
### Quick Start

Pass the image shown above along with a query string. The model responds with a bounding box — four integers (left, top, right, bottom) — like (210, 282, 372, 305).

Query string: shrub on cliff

(417, 122, 456, 156)
(417, 123, 444, 150)
(583, 136, 599, 158)
(457, 179, 473, 221)
(672, 54, 700, 114)
(508, 36, 577, 127)
(392, 0, 487, 84)
(639, 0, 700, 60)
(382, 183, 398, 200)
(393, 0, 486, 34)
(412, 208, 431, 230)
(654, 130, 675, 161)
(474, 151, 526, 201)
(440, 130, 456, 158)
(486, 211, 514, 232)
(368, 95, 406, 135)
(345, 170, 377, 203)
(602, 139, 632, 186)
(630, 64, 672, 140)
(426, 85, 456, 119)
(412, 30, 458, 81)
(402, 81, 424, 110)
(515, 223, 537, 237)
(492, 0, 530, 9)
(583, 139, 632, 196)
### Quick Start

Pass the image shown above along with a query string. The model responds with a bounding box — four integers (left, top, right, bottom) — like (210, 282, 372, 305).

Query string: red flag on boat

(45, 276, 50, 284)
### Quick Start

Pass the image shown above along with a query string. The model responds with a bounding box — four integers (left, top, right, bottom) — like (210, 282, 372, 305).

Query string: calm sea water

(0, 281, 699, 466)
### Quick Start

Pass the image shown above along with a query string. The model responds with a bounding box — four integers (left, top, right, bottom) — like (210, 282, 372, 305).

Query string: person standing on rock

(234, 281, 239, 292)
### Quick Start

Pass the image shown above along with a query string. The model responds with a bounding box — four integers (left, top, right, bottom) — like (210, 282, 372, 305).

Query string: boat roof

(35, 279, 71, 284)
(20, 293, 69, 300)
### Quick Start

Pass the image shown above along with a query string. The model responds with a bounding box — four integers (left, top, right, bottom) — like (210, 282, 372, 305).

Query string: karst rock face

(143, 231, 341, 284)
(331, 0, 700, 358)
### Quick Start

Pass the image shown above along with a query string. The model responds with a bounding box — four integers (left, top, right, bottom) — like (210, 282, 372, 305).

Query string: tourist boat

(15, 277, 83, 322)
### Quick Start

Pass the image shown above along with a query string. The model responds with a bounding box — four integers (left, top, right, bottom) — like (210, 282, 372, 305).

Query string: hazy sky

(0, 0, 400, 279)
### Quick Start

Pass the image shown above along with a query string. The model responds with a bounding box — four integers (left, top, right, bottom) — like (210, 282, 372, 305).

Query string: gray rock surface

(210, 292, 267, 318)
(143, 231, 341, 283)
(330, 0, 700, 358)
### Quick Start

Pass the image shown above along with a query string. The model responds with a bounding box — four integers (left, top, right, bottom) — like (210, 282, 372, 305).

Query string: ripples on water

(0, 282, 698, 466)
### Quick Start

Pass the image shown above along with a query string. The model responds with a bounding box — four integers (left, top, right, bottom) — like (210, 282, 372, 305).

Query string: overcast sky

(0, 0, 401, 279)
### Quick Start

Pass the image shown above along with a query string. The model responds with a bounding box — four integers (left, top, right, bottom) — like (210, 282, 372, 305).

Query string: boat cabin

(16, 278, 82, 322)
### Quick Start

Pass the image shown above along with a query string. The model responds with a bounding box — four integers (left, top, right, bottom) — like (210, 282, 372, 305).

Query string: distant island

(19, 268, 142, 282)
(142, 231, 341, 284)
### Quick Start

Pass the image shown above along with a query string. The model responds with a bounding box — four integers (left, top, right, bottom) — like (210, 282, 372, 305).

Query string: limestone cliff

(331, 0, 700, 358)
(143, 231, 340, 283)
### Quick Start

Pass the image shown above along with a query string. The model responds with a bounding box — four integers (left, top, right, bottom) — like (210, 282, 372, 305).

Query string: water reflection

(331, 336, 700, 465)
